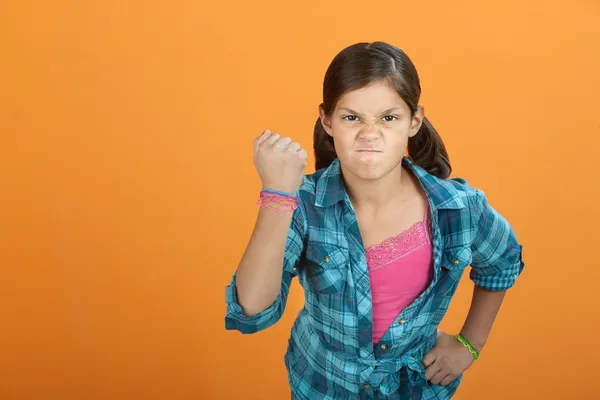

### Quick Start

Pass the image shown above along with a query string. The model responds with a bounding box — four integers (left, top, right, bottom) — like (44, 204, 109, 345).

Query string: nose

(358, 124, 380, 141)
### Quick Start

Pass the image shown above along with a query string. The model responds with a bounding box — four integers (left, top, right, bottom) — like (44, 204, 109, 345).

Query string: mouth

(356, 150, 382, 153)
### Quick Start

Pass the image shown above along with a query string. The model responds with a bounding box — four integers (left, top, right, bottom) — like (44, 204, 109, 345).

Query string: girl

(225, 41, 524, 399)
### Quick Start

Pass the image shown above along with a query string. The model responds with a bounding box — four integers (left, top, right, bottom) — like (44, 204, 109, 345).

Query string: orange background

(1, 1, 599, 399)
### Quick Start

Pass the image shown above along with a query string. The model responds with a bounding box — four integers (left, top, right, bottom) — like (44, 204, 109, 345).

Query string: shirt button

(363, 383, 371, 389)
(324, 255, 331, 263)
(380, 343, 389, 350)
(453, 259, 460, 265)
(398, 318, 406, 325)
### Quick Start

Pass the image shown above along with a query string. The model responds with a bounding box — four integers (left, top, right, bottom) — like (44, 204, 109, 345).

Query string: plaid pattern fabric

(226, 157, 524, 399)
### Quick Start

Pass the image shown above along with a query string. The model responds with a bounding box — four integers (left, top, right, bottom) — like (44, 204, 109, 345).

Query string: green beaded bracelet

(455, 334, 479, 360)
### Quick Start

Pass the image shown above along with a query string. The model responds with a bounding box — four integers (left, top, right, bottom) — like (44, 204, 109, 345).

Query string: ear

(409, 105, 425, 138)
(319, 106, 333, 137)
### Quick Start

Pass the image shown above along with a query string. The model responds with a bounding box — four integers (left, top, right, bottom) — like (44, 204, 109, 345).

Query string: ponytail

(313, 117, 337, 171)
(408, 117, 452, 179)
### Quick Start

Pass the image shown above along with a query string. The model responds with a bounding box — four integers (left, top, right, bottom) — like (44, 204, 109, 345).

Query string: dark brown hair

(314, 42, 452, 179)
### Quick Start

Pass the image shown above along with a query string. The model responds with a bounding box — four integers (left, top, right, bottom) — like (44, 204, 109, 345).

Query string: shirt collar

(314, 157, 465, 210)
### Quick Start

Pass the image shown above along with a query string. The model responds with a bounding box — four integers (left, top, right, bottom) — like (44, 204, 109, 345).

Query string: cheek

(382, 129, 409, 146)
(332, 136, 352, 155)
(330, 125, 354, 151)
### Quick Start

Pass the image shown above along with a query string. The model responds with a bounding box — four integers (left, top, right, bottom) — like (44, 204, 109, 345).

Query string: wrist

(257, 187, 299, 214)
(261, 184, 298, 194)
(258, 202, 296, 213)
(458, 330, 486, 353)
(455, 333, 481, 360)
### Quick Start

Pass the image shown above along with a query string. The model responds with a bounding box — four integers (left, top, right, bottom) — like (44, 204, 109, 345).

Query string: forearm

(459, 285, 507, 352)
(235, 206, 293, 316)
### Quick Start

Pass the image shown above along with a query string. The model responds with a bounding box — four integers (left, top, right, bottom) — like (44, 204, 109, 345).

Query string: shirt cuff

(225, 273, 280, 333)
(470, 258, 525, 291)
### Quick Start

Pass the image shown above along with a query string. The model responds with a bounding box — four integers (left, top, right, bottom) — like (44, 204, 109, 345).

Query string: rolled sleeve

(469, 190, 525, 291)
(224, 202, 306, 334)
(224, 272, 291, 333)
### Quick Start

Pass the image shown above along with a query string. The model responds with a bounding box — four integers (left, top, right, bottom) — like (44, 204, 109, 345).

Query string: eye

(342, 115, 359, 121)
(383, 115, 398, 122)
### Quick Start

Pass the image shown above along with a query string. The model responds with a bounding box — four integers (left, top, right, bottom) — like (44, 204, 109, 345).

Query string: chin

(341, 155, 402, 181)
(347, 163, 389, 181)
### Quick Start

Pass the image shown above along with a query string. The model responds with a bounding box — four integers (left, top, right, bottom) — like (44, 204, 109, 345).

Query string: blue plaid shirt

(225, 157, 524, 399)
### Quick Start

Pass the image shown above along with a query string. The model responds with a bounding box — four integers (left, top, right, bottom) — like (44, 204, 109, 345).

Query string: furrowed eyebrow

(339, 107, 403, 116)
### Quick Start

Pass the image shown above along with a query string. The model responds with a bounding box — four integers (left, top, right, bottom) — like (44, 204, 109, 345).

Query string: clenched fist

(253, 129, 307, 193)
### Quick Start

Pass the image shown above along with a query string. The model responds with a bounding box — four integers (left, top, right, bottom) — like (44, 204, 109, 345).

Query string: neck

(342, 164, 408, 211)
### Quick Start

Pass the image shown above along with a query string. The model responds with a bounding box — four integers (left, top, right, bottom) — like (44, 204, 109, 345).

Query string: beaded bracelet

(455, 334, 479, 360)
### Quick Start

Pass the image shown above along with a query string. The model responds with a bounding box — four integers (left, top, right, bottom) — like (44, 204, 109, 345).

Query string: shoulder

(430, 176, 497, 250)
(445, 176, 491, 218)
(444, 177, 486, 205)
(296, 168, 326, 205)
(299, 169, 324, 192)
(419, 169, 486, 214)
(405, 158, 480, 209)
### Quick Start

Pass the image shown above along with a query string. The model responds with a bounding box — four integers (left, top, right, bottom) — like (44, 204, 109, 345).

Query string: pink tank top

(365, 204, 434, 344)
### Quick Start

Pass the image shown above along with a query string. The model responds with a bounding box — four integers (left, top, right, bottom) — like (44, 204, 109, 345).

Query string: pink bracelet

(257, 188, 299, 212)
(256, 199, 298, 212)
